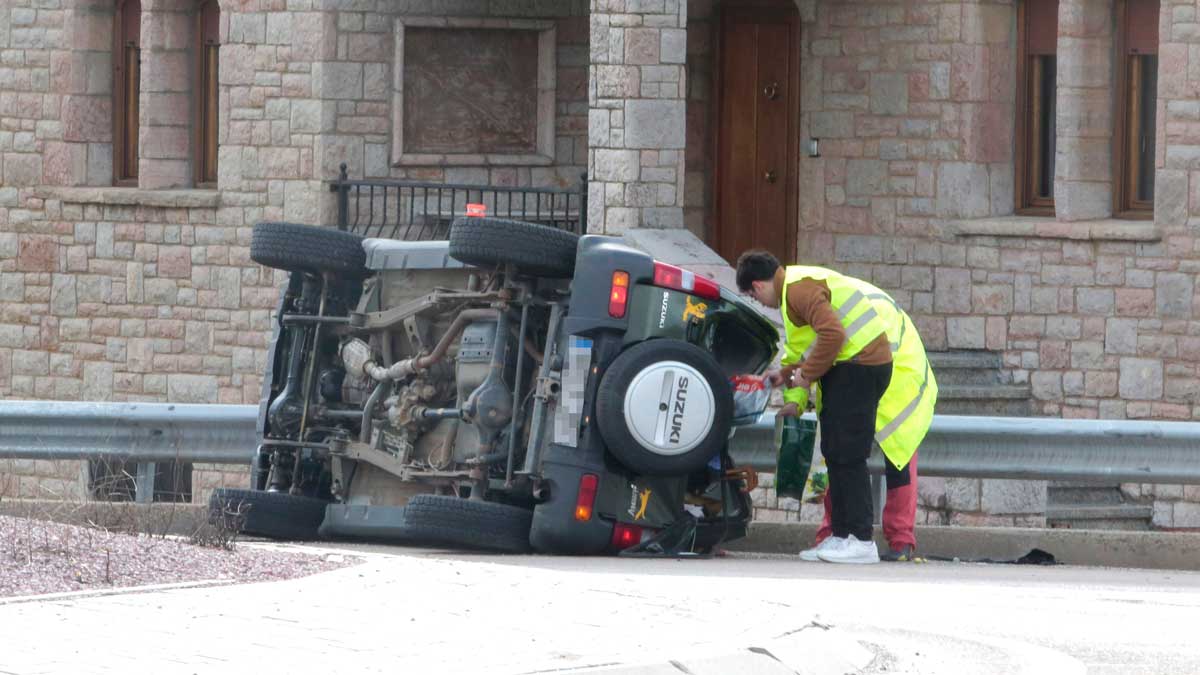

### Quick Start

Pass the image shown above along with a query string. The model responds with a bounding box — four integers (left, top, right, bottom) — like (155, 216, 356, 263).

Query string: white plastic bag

(730, 374, 773, 426)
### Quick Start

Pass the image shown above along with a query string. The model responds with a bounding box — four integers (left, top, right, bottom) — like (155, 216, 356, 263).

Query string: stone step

(927, 350, 1003, 370)
(1047, 504, 1154, 531)
(939, 384, 1030, 400)
(935, 398, 1034, 417)
(1048, 485, 1127, 507)
(929, 351, 1009, 386)
(1047, 517, 1153, 531)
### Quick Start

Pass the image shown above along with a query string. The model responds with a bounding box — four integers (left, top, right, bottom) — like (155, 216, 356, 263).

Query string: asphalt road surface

(2, 540, 1197, 674)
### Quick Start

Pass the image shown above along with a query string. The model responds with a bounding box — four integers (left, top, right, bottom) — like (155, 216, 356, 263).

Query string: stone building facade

(1, 0, 1198, 528)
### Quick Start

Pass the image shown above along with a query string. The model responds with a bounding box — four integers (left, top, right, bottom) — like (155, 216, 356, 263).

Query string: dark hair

(735, 250, 780, 292)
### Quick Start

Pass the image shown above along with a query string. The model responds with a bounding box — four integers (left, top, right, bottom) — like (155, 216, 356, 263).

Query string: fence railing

(330, 164, 588, 240)
(728, 412, 1200, 484)
(4, 401, 1200, 501)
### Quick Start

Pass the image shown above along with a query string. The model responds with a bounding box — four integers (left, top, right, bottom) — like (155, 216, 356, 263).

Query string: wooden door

(713, 1, 800, 265)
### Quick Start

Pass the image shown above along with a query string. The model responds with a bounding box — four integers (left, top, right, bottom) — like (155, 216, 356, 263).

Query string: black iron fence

(330, 164, 588, 240)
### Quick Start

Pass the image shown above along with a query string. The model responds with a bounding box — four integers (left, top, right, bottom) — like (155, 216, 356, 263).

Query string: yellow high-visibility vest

(779, 266, 937, 470)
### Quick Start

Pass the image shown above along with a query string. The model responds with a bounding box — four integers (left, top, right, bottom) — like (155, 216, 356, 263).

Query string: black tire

(208, 487, 327, 540)
(448, 217, 579, 278)
(250, 221, 368, 276)
(595, 340, 734, 476)
(399, 494, 533, 553)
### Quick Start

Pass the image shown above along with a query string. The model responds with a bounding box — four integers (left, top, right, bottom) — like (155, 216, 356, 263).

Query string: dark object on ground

(928, 548, 1058, 566)
(618, 514, 712, 559)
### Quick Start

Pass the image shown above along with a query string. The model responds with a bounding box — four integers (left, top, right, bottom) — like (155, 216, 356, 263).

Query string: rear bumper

(530, 457, 615, 555)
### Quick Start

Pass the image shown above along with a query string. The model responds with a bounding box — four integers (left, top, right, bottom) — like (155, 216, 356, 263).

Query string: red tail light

(611, 523, 643, 550)
(609, 271, 630, 318)
(652, 262, 721, 301)
(575, 474, 599, 521)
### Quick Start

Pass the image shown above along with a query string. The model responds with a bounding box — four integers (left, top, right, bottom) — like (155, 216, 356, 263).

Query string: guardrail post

(135, 462, 155, 504)
(871, 474, 885, 525)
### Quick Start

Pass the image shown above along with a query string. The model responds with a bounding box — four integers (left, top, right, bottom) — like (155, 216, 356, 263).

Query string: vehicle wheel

(208, 487, 327, 540)
(250, 221, 368, 276)
(595, 340, 734, 476)
(398, 494, 533, 553)
(448, 216, 579, 278)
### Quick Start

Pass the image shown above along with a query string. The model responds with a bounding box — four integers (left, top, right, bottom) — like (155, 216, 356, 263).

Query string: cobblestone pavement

(1, 542, 1198, 674)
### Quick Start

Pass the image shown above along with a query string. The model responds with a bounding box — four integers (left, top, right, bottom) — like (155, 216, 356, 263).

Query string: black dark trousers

(818, 361, 893, 542)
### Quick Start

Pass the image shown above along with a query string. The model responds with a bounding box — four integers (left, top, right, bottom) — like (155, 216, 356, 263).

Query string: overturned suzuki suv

(210, 216, 779, 555)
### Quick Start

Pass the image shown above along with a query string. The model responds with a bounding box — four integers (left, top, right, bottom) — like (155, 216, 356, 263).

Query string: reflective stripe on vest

(781, 266, 888, 367)
(876, 360, 932, 444)
(866, 295, 938, 469)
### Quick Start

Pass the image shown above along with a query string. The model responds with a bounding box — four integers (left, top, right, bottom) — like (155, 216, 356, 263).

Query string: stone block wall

(747, 472, 1048, 530)
(1130, 483, 1200, 530)
(192, 461, 248, 504)
(0, 459, 89, 501)
(0, 190, 277, 405)
(139, 0, 198, 189)
(588, 0, 690, 233)
(683, 0, 715, 242)
(1056, 0, 1115, 221)
(778, 1, 1199, 424)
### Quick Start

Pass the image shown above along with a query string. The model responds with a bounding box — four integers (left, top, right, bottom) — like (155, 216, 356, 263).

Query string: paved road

(1, 541, 1198, 674)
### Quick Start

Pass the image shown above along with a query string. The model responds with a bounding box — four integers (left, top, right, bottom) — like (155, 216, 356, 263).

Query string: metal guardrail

(3, 401, 1200, 485)
(0, 400, 256, 465)
(729, 412, 1200, 484)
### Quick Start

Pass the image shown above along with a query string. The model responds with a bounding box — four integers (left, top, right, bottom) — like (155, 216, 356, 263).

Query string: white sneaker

(817, 534, 880, 564)
(799, 536, 845, 562)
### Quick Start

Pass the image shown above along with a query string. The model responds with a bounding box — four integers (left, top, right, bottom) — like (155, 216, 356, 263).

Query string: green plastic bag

(775, 416, 817, 500)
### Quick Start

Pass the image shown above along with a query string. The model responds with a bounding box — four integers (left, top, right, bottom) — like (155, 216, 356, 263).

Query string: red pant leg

(814, 489, 832, 545)
(882, 452, 918, 550)
(814, 452, 919, 548)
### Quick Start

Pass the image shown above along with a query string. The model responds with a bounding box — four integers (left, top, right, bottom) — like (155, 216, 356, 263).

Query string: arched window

(195, 0, 219, 186)
(113, 0, 141, 185)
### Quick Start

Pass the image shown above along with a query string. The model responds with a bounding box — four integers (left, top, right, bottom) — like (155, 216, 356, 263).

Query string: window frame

(1113, 0, 1160, 220)
(1014, 0, 1059, 216)
(194, 0, 220, 188)
(112, 0, 141, 187)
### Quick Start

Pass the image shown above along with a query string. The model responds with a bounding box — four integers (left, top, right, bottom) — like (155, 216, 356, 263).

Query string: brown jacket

(775, 267, 891, 385)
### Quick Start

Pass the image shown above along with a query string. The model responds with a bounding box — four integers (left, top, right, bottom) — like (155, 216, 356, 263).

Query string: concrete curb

(729, 522, 1200, 571)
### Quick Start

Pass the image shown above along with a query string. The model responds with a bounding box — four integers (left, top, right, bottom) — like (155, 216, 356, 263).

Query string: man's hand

(792, 376, 811, 391)
(778, 402, 800, 418)
(766, 369, 785, 387)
